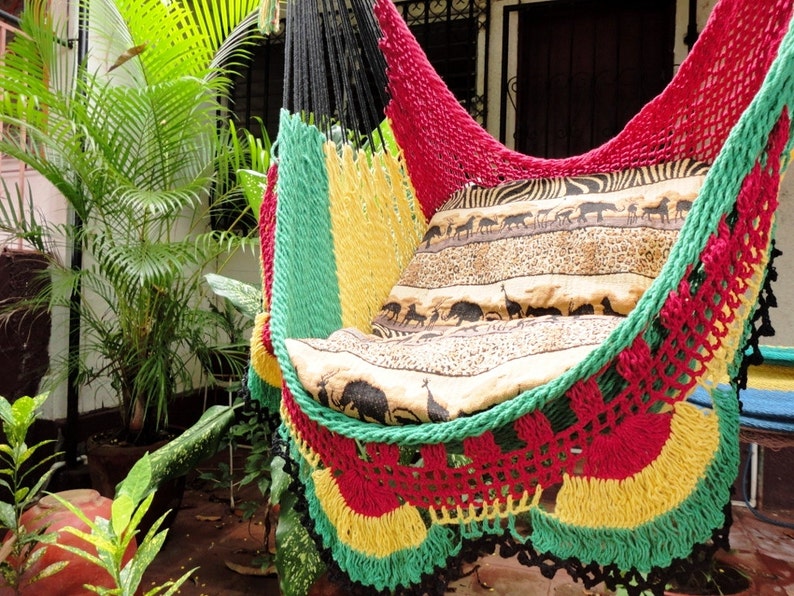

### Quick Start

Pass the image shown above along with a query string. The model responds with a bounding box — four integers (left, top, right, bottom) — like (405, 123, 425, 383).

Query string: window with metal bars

(230, 0, 487, 140)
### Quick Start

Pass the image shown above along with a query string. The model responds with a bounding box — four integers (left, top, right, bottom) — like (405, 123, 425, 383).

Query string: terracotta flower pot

(0, 489, 136, 595)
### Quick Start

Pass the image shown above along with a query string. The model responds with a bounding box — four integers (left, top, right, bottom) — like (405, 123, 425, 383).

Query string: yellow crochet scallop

(553, 401, 719, 529)
(324, 141, 426, 332)
(430, 485, 543, 526)
(250, 311, 282, 388)
(312, 468, 428, 558)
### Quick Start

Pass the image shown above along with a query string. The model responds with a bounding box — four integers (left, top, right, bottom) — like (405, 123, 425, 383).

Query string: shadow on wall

(0, 247, 50, 400)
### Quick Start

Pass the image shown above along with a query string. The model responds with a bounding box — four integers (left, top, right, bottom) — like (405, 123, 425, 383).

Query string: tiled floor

(144, 455, 794, 595)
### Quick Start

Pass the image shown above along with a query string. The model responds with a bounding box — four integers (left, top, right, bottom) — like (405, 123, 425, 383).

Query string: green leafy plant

(197, 404, 276, 566)
(0, 393, 63, 593)
(0, 182, 47, 254)
(0, 0, 265, 445)
(50, 453, 193, 596)
(270, 456, 325, 596)
(212, 118, 272, 234)
(204, 274, 262, 322)
(204, 166, 327, 594)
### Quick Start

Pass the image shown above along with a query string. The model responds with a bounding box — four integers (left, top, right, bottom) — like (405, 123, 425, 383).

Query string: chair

(247, 0, 794, 593)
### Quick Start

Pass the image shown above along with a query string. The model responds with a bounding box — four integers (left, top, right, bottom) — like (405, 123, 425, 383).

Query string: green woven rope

(292, 442, 463, 591)
(528, 386, 740, 572)
(270, 110, 342, 350)
(247, 366, 280, 413)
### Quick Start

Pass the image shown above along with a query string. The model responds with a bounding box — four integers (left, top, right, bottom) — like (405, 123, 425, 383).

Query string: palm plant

(0, 0, 262, 445)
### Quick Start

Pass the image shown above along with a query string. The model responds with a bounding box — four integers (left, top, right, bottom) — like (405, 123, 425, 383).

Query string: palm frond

(188, 0, 262, 73)
(0, 0, 266, 438)
(0, 180, 48, 252)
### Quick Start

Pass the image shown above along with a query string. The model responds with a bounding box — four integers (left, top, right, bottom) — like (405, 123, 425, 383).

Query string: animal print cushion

(286, 315, 622, 423)
(285, 160, 709, 424)
(372, 159, 709, 337)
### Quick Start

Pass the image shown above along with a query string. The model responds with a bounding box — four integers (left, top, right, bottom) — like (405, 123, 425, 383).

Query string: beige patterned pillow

(285, 160, 709, 424)
(286, 315, 622, 423)
(372, 160, 708, 337)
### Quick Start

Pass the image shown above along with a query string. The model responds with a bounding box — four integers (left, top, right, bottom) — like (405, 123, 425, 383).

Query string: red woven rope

(259, 163, 279, 353)
(374, 0, 792, 217)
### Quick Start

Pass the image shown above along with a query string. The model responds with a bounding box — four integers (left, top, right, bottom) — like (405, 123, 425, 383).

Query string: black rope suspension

(283, 0, 390, 147)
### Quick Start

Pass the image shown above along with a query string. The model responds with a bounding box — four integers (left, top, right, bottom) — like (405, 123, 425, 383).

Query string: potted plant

(0, 0, 263, 521)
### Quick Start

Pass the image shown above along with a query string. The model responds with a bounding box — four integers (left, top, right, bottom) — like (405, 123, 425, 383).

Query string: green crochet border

(290, 439, 463, 592)
(281, 385, 739, 589)
(527, 386, 739, 573)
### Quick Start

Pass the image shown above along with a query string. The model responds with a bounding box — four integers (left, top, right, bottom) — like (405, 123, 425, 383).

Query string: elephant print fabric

(285, 160, 708, 424)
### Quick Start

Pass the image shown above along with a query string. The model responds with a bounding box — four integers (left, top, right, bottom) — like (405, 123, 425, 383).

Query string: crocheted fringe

(277, 418, 736, 596)
(294, 441, 463, 592)
(246, 365, 280, 414)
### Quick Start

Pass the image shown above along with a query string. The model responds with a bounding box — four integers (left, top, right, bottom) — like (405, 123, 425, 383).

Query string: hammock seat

(247, 0, 794, 593)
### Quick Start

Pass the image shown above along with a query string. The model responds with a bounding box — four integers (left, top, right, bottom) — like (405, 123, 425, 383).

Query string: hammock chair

(247, 0, 794, 593)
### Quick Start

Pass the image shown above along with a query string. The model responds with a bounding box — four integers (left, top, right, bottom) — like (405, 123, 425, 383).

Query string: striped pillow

(372, 159, 709, 337)
(285, 160, 710, 424)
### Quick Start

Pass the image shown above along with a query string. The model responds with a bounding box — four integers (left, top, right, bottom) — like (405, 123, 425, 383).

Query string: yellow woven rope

(312, 467, 428, 557)
(324, 142, 426, 332)
(552, 401, 719, 529)
(279, 400, 323, 468)
(429, 487, 542, 526)
(250, 311, 282, 388)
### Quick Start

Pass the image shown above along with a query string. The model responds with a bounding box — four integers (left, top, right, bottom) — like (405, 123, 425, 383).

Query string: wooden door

(514, 0, 675, 158)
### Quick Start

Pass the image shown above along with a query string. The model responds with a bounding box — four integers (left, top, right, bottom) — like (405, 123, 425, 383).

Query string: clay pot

(0, 489, 136, 595)
(87, 432, 186, 537)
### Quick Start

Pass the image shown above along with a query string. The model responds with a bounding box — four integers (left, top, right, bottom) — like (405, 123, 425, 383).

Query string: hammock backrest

(378, 0, 794, 214)
(265, 0, 794, 440)
(249, 1, 794, 593)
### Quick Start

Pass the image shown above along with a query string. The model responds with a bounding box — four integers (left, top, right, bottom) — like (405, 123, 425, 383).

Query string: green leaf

(142, 566, 197, 596)
(111, 494, 135, 538)
(275, 492, 325, 596)
(53, 540, 106, 569)
(0, 397, 14, 429)
(121, 527, 167, 592)
(0, 501, 16, 529)
(146, 404, 237, 493)
(238, 169, 267, 218)
(204, 273, 262, 320)
(10, 396, 36, 426)
(19, 543, 48, 574)
(269, 455, 290, 506)
(29, 560, 69, 584)
(117, 453, 153, 504)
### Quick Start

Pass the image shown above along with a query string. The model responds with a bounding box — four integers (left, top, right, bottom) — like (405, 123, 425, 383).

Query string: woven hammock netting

(246, 0, 794, 593)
